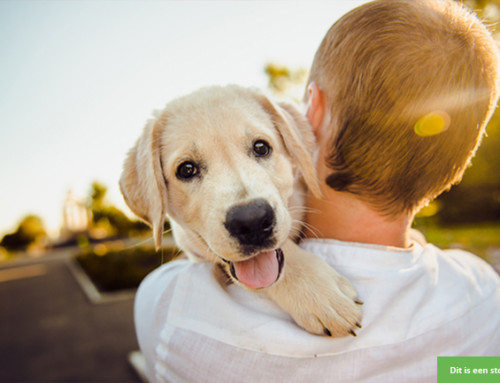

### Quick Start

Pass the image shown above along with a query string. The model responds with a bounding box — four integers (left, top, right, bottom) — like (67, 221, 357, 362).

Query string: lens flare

(414, 111, 450, 137)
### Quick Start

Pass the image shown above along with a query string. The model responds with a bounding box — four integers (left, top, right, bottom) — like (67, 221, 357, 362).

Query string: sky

(0, 0, 368, 238)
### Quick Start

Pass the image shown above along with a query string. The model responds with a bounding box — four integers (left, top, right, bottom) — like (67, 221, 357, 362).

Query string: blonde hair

(308, 0, 500, 215)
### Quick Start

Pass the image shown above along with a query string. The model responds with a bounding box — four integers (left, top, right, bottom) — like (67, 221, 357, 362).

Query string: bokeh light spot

(414, 111, 450, 137)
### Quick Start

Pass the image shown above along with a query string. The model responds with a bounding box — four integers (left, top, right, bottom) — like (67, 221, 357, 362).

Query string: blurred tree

(90, 182, 107, 210)
(437, 106, 500, 224)
(0, 215, 47, 251)
(265, 62, 308, 102)
(87, 181, 155, 238)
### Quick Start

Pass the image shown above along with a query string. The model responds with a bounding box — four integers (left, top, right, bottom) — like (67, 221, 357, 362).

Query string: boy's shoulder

(434, 245, 499, 289)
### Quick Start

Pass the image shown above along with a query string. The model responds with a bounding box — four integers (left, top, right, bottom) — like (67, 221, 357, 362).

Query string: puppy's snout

(224, 199, 275, 247)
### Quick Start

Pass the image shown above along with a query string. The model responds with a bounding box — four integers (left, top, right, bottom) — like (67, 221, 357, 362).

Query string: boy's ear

(305, 82, 326, 140)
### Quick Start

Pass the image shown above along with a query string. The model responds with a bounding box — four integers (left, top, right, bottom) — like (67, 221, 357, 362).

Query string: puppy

(120, 85, 362, 337)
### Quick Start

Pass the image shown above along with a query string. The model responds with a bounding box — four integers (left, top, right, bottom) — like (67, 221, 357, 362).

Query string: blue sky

(0, 0, 367, 237)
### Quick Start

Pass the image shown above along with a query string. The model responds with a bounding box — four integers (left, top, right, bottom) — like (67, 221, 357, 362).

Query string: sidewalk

(0, 250, 142, 382)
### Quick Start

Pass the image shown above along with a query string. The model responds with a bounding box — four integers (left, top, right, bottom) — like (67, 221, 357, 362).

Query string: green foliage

(463, 124, 500, 188)
(75, 245, 179, 292)
(435, 99, 500, 224)
(87, 181, 154, 238)
(437, 185, 500, 224)
(90, 181, 107, 208)
(414, 221, 500, 262)
(264, 62, 308, 101)
(0, 215, 47, 251)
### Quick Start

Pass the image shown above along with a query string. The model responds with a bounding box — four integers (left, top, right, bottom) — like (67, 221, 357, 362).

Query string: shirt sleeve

(134, 259, 192, 381)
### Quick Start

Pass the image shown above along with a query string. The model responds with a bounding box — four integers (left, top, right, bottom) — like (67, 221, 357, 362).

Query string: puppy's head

(120, 85, 320, 289)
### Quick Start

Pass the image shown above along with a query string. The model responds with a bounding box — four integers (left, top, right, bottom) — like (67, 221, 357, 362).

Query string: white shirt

(135, 239, 500, 382)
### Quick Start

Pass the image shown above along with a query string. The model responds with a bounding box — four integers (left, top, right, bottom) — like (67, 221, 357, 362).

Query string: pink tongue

(232, 250, 279, 289)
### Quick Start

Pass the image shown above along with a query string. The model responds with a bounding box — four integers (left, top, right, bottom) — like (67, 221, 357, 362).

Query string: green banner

(438, 357, 500, 382)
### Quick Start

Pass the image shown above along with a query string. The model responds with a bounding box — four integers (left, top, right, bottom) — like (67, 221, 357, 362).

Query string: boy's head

(306, 0, 499, 216)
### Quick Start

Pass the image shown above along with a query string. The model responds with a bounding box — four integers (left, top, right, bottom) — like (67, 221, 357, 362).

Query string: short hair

(307, 0, 500, 216)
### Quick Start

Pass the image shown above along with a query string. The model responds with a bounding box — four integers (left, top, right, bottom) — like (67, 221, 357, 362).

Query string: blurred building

(60, 190, 91, 240)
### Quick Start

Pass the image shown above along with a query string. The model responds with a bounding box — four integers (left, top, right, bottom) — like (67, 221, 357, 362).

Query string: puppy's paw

(266, 240, 363, 338)
(291, 271, 363, 337)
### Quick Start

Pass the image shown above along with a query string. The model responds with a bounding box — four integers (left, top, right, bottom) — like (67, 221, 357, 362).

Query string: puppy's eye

(253, 140, 272, 158)
(176, 161, 199, 180)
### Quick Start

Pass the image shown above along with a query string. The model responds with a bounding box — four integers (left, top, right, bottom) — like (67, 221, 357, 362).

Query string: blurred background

(0, 0, 499, 382)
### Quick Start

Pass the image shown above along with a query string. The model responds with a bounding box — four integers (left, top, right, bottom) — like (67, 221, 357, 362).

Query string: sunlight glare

(414, 110, 450, 137)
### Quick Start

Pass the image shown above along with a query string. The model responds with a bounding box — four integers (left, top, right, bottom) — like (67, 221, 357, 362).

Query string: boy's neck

(304, 189, 413, 249)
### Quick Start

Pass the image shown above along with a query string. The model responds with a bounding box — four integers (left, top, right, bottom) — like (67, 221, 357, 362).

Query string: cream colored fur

(120, 85, 362, 336)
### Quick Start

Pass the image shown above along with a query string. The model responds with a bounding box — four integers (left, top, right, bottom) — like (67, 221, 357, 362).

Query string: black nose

(224, 199, 275, 246)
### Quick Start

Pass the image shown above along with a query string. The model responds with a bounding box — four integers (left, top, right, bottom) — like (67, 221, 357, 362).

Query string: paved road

(0, 251, 142, 382)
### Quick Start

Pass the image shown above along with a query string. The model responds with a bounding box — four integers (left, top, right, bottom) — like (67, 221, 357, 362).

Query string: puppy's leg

(265, 240, 362, 337)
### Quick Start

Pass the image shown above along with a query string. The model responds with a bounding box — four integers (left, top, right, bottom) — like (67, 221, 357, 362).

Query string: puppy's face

(120, 86, 319, 289)
(164, 89, 297, 288)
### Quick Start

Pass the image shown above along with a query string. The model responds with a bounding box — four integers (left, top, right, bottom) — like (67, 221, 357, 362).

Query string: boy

(135, 1, 500, 381)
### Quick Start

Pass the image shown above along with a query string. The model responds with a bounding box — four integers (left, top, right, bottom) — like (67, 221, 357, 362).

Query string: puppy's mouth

(224, 249, 284, 289)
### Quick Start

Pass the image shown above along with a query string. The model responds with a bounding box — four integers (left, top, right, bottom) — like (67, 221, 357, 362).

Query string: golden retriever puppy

(120, 85, 362, 337)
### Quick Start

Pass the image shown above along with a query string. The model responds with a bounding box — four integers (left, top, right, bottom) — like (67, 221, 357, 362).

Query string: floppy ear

(119, 112, 168, 250)
(254, 93, 322, 199)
